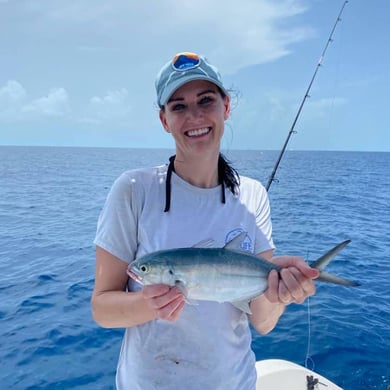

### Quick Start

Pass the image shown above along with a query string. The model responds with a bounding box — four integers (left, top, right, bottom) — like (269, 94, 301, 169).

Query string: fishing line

(303, 250, 315, 371)
(304, 296, 315, 371)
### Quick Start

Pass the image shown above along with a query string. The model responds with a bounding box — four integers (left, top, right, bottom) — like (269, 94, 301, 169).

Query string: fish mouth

(127, 267, 143, 283)
(185, 127, 211, 138)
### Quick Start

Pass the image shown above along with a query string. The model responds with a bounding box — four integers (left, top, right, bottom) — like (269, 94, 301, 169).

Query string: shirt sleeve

(254, 182, 275, 254)
(94, 172, 139, 264)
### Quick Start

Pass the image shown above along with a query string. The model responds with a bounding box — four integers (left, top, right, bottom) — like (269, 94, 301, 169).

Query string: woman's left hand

(264, 256, 320, 305)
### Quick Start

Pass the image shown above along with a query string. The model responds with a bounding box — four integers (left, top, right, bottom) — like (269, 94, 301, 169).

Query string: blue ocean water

(0, 146, 389, 389)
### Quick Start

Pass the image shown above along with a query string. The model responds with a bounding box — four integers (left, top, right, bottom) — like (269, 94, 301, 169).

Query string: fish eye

(140, 264, 149, 273)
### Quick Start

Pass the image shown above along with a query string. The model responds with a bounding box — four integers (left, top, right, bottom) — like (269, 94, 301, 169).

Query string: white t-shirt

(94, 164, 274, 390)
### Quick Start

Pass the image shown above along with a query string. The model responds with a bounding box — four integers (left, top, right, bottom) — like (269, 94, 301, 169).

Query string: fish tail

(310, 240, 360, 287)
(317, 270, 360, 286)
(310, 240, 351, 270)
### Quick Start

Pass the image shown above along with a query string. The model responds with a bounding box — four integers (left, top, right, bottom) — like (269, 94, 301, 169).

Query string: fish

(127, 232, 360, 314)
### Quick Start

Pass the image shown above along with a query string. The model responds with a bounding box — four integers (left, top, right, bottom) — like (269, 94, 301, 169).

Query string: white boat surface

(255, 359, 343, 390)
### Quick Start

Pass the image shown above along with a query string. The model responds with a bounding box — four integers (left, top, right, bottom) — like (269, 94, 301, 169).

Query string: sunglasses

(172, 52, 201, 71)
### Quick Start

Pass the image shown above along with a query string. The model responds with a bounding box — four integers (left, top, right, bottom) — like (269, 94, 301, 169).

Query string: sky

(0, 0, 389, 151)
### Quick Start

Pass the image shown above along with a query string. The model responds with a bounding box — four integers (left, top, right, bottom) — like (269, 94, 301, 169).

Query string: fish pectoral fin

(174, 280, 187, 295)
(231, 300, 252, 314)
(174, 280, 198, 305)
(184, 298, 198, 306)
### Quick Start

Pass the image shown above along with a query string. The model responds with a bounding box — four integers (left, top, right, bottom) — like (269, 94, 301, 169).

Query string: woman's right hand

(142, 284, 185, 322)
(92, 247, 185, 328)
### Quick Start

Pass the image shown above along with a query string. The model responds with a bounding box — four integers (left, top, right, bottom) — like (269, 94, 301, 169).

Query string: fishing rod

(266, 0, 348, 192)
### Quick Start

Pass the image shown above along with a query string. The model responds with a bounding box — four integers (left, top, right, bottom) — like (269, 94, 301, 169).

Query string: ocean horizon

(2, 144, 389, 152)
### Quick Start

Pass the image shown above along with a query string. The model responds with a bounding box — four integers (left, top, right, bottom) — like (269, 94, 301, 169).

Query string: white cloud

(0, 0, 318, 143)
(0, 80, 27, 103)
(153, 0, 312, 72)
(22, 88, 70, 117)
(0, 81, 70, 121)
(303, 96, 347, 119)
(265, 91, 347, 122)
(82, 89, 132, 124)
(0, 80, 133, 124)
(0, 80, 27, 120)
(310, 96, 347, 109)
(17, 0, 313, 74)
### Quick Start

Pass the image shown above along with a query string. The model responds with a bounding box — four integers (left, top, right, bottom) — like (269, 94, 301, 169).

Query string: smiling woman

(159, 80, 230, 188)
(91, 51, 319, 390)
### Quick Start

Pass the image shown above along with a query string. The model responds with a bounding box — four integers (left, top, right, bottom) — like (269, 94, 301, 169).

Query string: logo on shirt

(225, 228, 253, 252)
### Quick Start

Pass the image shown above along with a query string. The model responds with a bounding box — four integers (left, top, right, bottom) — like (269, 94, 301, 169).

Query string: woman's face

(159, 80, 230, 160)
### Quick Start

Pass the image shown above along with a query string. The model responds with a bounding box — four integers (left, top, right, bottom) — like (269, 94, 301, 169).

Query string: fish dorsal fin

(223, 231, 248, 252)
(192, 239, 215, 248)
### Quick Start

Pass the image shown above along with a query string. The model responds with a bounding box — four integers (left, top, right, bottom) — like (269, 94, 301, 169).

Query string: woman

(91, 52, 319, 389)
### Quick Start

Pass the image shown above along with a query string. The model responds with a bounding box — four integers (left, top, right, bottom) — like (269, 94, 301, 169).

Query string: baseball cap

(155, 52, 228, 107)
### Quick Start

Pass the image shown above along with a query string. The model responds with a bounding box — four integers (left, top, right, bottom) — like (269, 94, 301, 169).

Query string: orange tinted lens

(172, 52, 200, 71)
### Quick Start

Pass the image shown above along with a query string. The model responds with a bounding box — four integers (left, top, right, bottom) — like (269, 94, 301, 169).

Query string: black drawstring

(164, 155, 176, 212)
(221, 181, 226, 204)
(218, 155, 226, 204)
(163, 154, 226, 212)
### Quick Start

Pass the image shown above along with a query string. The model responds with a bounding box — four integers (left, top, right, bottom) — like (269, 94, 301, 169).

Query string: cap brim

(159, 75, 227, 106)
